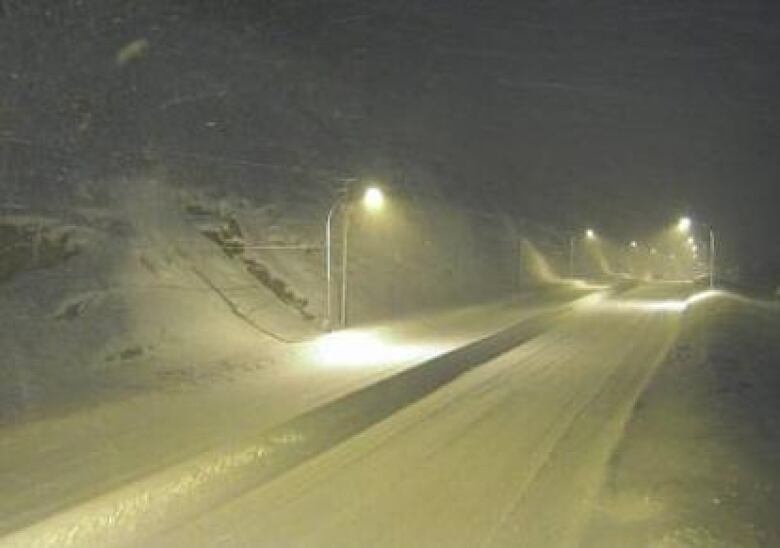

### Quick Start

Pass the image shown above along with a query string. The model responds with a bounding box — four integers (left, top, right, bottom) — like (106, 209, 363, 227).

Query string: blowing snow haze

(1, 0, 778, 285)
(4, 2, 780, 547)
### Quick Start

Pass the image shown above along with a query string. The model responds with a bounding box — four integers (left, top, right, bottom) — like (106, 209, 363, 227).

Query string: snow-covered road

(1, 283, 701, 547)
(0, 289, 590, 544)
(150, 284, 690, 548)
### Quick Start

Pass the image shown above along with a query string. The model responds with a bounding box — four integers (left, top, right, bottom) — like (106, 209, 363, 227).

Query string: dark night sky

(2, 0, 778, 279)
(236, 0, 779, 273)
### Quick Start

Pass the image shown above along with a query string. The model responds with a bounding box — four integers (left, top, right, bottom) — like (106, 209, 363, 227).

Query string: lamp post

(324, 199, 341, 328)
(569, 228, 596, 277)
(324, 184, 385, 329)
(568, 235, 575, 277)
(708, 226, 716, 289)
(677, 216, 715, 288)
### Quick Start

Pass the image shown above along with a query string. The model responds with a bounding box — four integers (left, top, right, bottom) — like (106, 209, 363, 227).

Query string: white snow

(581, 293, 780, 547)
(2, 284, 684, 547)
(0, 276, 588, 541)
(143, 284, 689, 547)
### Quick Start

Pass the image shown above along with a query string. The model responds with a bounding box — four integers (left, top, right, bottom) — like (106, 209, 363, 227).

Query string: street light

(324, 184, 385, 329)
(676, 216, 715, 289)
(625, 240, 641, 275)
(363, 186, 384, 211)
(707, 227, 716, 289)
(569, 228, 597, 276)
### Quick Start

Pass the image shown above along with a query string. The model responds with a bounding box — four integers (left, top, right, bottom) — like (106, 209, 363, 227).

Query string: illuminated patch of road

(582, 289, 724, 314)
(311, 328, 444, 368)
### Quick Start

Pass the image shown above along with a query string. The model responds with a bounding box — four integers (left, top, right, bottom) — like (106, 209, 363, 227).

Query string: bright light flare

(630, 240, 638, 248)
(311, 329, 441, 367)
(686, 289, 724, 305)
(363, 186, 385, 211)
(567, 279, 610, 291)
(677, 216, 692, 233)
(585, 228, 596, 240)
(586, 289, 723, 314)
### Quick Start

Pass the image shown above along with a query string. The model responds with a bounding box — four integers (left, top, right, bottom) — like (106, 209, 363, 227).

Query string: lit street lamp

(569, 228, 597, 276)
(677, 216, 716, 288)
(325, 184, 385, 329)
(707, 228, 716, 288)
(625, 240, 641, 275)
(363, 187, 384, 211)
(677, 216, 692, 233)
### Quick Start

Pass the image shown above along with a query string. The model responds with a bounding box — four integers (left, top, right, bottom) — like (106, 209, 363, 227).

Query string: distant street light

(569, 228, 598, 276)
(625, 241, 641, 275)
(325, 184, 385, 329)
(707, 227, 716, 289)
(676, 216, 715, 288)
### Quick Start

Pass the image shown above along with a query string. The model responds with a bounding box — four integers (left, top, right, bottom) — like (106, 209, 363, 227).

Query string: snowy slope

(0, 180, 318, 423)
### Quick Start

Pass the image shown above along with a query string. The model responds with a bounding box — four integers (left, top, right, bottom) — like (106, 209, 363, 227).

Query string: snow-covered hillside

(1, 173, 603, 424)
(0, 1, 623, 425)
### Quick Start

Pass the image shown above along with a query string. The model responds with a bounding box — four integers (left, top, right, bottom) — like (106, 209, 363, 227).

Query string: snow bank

(582, 292, 780, 547)
(0, 180, 319, 423)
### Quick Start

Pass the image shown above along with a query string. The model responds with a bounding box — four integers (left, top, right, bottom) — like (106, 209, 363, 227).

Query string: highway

(2, 282, 699, 547)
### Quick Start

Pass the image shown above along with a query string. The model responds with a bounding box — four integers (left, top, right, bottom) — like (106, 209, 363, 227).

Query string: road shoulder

(581, 295, 780, 547)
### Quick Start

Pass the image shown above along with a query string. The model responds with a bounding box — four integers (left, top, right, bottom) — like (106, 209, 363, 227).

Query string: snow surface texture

(1, 180, 315, 424)
(131, 284, 688, 547)
(0, 287, 592, 539)
(582, 293, 780, 547)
